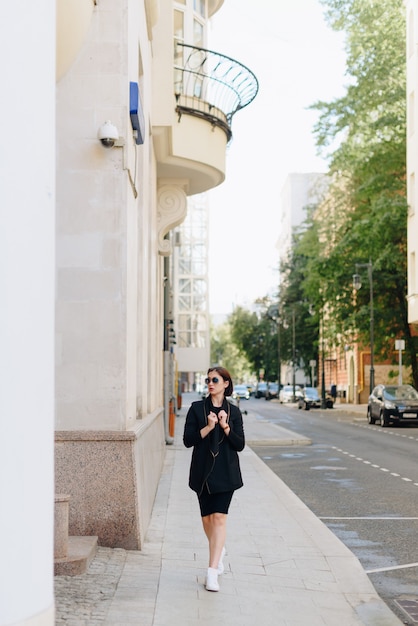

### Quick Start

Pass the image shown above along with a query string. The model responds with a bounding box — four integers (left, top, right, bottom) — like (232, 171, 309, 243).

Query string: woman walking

(183, 367, 245, 591)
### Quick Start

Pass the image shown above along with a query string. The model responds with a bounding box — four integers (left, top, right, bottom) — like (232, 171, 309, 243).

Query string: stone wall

(55, 409, 165, 549)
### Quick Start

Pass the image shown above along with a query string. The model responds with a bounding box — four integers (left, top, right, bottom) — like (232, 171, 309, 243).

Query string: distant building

(277, 173, 329, 386)
(277, 173, 329, 265)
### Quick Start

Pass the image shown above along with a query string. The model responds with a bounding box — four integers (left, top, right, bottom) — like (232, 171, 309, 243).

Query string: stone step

(54, 535, 98, 576)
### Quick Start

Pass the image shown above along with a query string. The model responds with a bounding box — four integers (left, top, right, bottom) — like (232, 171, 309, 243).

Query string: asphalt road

(245, 397, 418, 626)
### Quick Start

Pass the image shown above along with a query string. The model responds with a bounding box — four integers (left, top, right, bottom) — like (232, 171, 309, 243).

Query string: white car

(279, 385, 302, 403)
(232, 384, 250, 400)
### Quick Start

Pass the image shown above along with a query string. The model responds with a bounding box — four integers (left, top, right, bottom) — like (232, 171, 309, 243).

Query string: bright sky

(207, 0, 347, 318)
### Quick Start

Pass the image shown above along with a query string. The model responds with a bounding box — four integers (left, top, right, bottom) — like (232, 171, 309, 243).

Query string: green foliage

(210, 320, 253, 382)
(228, 302, 278, 381)
(304, 0, 418, 386)
(316, 0, 406, 164)
(278, 236, 320, 375)
(223, 0, 418, 387)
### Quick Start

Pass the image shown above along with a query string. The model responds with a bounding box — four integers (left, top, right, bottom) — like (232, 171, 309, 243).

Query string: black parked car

(367, 384, 418, 426)
(297, 387, 321, 410)
(255, 382, 279, 399)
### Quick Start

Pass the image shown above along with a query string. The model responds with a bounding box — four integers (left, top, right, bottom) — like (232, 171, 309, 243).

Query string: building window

(174, 9, 185, 93)
(409, 172, 415, 216)
(408, 9, 414, 58)
(409, 91, 415, 137)
(410, 251, 416, 296)
(194, 0, 206, 18)
(193, 18, 204, 47)
(174, 0, 207, 50)
(176, 193, 209, 350)
(178, 313, 208, 348)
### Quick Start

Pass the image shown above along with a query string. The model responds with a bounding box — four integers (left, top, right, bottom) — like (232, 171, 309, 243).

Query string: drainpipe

(163, 350, 174, 445)
(163, 254, 174, 445)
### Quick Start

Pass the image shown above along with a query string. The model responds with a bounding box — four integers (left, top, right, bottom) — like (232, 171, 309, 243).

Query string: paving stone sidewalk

(55, 397, 401, 625)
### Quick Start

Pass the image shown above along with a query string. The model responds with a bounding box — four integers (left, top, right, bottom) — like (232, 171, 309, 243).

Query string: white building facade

(1, 1, 257, 624)
(55, 0, 257, 547)
(1, 3, 55, 624)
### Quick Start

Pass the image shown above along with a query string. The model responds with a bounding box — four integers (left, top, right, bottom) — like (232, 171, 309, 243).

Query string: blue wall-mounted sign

(129, 81, 145, 145)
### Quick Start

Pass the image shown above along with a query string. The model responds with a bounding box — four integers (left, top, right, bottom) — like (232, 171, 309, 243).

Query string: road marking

(320, 516, 418, 520)
(359, 423, 418, 442)
(331, 446, 417, 484)
(311, 466, 347, 471)
(366, 561, 418, 574)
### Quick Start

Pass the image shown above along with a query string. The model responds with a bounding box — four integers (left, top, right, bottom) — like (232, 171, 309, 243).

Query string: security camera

(98, 120, 119, 148)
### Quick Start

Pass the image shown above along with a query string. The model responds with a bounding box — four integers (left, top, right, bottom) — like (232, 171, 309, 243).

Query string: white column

(0, 2, 55, 624)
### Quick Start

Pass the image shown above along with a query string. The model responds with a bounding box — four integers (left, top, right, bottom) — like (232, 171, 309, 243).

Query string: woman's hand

(207, 411, 218, 431)
(218, 409, 228, 431)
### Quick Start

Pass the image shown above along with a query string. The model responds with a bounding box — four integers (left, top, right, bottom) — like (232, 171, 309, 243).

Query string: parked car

(367, 384, 418, 426)
(279, 385, 302, 403)
(246, 383, 255, 396)
(266, 382, 279, 399)
(201, 385, 208, 399)
(298, 387, 321, 410)
(255, 382, 278, 399)
(232, 384, 250, 400)
(254, 382, 268, 398)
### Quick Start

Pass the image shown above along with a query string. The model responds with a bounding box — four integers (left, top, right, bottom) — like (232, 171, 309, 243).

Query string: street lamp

(320, 306, 327, 409)
(290, 303, 312, 401)
(292, 308, 296, 401)
(395, 339, 405, 385)
(266, 304, 281, 397)
(277, 316, 281, 394)
(353, 259, 374, 393)
(309, 359, 316, 387)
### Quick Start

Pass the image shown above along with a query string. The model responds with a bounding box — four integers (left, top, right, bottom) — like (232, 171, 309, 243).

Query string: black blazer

(183, 398, 245, 495)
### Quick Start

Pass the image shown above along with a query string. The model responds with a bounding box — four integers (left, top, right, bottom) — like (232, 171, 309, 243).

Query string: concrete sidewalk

(55, 394, 402, 625)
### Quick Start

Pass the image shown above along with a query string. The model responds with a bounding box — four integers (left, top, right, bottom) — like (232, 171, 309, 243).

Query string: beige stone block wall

(55, 409, 165, 549)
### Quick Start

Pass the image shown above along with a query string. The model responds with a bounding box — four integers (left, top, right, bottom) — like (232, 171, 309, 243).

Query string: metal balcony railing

(174, 43, 259, 142)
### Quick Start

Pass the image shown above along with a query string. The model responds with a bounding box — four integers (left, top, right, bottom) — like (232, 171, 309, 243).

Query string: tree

(210, 319, 252, 382)
(306, 0, 418, 386)
(278, 231, 320, 381)
(228, 301, 278, 382)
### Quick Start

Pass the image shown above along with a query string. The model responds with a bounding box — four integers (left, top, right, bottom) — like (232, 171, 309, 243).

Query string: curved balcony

(155, 44, 258, 196)
(175, 44, 259, 142)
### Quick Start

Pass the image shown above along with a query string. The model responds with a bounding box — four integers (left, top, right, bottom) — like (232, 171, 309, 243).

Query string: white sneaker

(217, 546, 226, 575)
(205, 567, 220, 592)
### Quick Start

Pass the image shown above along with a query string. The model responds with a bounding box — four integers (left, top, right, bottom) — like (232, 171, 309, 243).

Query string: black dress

(183, 397, 245, 516)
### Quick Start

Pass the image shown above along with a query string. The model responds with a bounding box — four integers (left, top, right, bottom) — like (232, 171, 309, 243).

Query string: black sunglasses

(205, 376, 220, 384)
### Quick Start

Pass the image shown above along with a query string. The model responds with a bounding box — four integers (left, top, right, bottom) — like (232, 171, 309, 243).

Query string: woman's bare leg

(201, 513, 227, 568)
